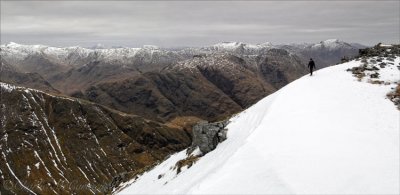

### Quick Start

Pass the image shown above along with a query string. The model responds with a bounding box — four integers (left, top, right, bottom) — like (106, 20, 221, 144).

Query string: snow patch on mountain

(0, 82, 76, 102)
(0, 42, 157, 65)
(208, 41, 273, 53)
(118, 56, 400, 194)
(311, 39, 354, 50)
(280, 39, 360, 52)
(171, 54, 244, 72)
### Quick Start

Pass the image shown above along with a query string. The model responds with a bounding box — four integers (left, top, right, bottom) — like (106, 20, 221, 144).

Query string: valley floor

(118, 57, 400, 194)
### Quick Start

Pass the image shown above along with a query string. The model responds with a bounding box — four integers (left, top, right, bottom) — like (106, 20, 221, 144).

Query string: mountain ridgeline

(0, 39, 364, 194)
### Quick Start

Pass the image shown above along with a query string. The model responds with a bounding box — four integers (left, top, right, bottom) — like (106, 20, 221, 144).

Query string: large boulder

(190, 120, 229, 154)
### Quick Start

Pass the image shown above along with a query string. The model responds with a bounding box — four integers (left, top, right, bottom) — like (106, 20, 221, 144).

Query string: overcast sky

(1, 1, 399, 47)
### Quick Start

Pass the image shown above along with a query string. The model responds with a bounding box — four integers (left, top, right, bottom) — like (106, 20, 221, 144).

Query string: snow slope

(119, 57, 399, 194)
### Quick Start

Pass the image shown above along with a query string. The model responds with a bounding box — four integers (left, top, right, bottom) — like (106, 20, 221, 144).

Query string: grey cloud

(1, 1, 399, 47)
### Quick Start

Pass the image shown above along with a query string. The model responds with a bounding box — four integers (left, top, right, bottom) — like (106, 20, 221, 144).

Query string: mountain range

(1, 39, 363, 122)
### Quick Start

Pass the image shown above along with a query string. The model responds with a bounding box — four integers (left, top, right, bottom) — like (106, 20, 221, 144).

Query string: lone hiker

(308, 58, 316, 76)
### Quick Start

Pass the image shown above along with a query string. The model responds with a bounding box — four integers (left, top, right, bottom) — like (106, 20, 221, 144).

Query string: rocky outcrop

(347, 44, 400, 110)
(358, 43, 400, 58)
(347, 44, 400, 81)
(387, 84, 400, 110)
(190, 120, 229, 154)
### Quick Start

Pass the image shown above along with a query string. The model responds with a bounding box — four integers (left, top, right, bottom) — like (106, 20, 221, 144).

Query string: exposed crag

(190, 120, 229, 154)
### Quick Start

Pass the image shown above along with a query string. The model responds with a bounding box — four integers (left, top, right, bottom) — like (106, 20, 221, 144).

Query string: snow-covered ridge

(118, 56, 400, 194)
(311, 38, 354, 50)
(277, 39, 358, 51)
(0, 42, 154, 65)
(1, 82, 43, 94)
(170, 53, 245, 71)
(209, 41, 273, 51)
(0, 82, 75, 102)
(0, 40, 364, 71)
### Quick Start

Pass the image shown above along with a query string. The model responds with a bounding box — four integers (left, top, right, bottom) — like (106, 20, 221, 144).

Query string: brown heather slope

(48, 61, 141, 95)
(75, 52, 307, 122)
(76, 70, 243, 122)
(0, 82, 190, 194)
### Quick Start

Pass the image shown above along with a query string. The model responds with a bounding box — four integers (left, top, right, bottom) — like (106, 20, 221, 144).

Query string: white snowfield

(118, 57, 400, 194)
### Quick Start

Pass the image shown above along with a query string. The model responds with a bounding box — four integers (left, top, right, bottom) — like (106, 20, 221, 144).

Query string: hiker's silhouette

(308, 58, 316, 76)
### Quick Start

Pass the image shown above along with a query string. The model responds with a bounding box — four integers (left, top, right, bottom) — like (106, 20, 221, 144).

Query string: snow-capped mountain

(0, 42, 184, 68)
(117, 55, 399, 194)
(0, 39, 362, 70)
(1, 42, 93, 65)
(202, 41, 273, 54)
(279, 39, 360, 50)
(276, 39, 364, 68)
(310, 39, 355, 50)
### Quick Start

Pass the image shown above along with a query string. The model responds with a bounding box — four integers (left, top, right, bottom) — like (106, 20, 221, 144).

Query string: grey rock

(363, 64, 379, 71)
(386, 57, 395, 62)
(190, 120, 229, 154)
(370, 72, 380, 78)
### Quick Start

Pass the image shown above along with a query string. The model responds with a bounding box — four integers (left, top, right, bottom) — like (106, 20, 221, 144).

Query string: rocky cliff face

(0, 83, 191, 194)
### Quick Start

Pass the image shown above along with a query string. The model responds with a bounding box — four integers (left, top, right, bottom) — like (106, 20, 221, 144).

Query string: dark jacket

(308, 60, 316, 69)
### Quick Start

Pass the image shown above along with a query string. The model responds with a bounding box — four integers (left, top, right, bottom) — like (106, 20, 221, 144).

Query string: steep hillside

(118, 55, 399, 194)
(0, 83, 191, 194)
(76, 52, 306, 122)
(78, 70, 242, 122)
(1, 59, 60, 94)
(48, 61, 141, 95)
